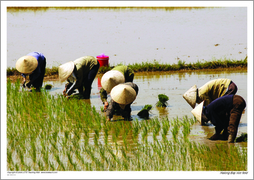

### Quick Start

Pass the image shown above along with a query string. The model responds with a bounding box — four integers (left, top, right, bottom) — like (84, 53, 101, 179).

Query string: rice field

(6, 79, 247, 171)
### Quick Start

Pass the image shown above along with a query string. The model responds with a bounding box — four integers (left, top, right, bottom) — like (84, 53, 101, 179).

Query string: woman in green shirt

(59, 56, 100, 99)
(100, 65, 134, 110)
(183, 78, 238, 108)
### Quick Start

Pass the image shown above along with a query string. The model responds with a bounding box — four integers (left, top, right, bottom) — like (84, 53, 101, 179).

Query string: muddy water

(46, 69, 247, 147)
(7, 7, 247, 68)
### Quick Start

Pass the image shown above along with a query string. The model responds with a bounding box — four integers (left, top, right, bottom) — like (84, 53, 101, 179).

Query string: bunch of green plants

(236, 133, 247, 142)
(44, 84, 53, 90)
(137, 104, 153, 119)
(156, 94, 169, 107)
(7, 80, 247, 171)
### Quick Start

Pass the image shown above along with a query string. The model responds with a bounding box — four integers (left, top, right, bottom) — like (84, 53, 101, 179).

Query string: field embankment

(7, 58, 248, 81)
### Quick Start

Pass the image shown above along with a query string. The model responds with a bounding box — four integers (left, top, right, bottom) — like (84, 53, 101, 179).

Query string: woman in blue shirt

(16, 52, 46, 91)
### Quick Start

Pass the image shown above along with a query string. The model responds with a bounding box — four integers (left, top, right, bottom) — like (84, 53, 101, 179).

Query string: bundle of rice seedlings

(44, 84, 53, 90)
(156, 94, 169, 107)
(138, 104, 152, 119)
(235, 133, 247, 142)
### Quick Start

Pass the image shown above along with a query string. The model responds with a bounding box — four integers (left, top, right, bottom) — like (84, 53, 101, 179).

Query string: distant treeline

(7, 7, 211, 12)
(7, 57, 247, 77)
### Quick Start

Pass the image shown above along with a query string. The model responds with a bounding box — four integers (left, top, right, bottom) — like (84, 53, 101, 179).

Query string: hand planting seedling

(156, 94, 169, 107)
(137, 104, 152, 119)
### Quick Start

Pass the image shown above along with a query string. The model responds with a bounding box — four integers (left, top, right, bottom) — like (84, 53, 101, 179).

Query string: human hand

(63, 88, 67, 96)
(22, 80, 26, 88)
(104, 101, 109, 110)
(26, 82, 32, 88)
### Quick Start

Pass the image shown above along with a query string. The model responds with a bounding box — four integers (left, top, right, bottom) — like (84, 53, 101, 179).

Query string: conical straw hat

(101, 70, 125, 93)
(191, 101, 204, 124)
(16, 56, 38, 74)
(183, 85, 197, 108)
(111, 84, 137, 105)
(58, 61, 75, 82)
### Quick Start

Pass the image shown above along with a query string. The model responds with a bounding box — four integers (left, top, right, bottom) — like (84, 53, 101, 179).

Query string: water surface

(45, 69, 247, 146)
(7, 7, 247, 68)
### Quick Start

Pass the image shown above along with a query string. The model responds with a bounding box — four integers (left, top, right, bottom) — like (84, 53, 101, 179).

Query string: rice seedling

(137, 104, 152, 119)
(156, 94, 169, 107)
(44, 84, 53, 90)
(141, 125, 148, 142)
(161, 118, 170, 141)
(236, 133, 247, 142)
(171, 118, 180, 142)
(6, 80, 247, 171)
(152, 118, 161, 141)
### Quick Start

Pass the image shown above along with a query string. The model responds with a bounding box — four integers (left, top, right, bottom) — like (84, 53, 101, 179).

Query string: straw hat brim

(101, 70, 125, 93)
(111, 84, 137, 105)
(183, 85, 197, 108)
(58, 61, 75, 82)
(191, 100, 205, 124)
(16, 56, 38, 74)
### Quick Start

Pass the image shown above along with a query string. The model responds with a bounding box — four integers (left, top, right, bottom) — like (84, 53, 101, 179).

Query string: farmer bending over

(16, 52, 46, 92)
(191, 94, 246, 143)
(183, 78, 238, 108)
(106, 82, 139, 121)
(59, 56, 100, 99)
(100, 65, 134, 110)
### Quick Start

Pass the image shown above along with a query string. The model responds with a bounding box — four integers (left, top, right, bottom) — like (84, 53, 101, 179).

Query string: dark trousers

(216, 95, 246, 137)
(228, 95, 246, 135)
(224, 81, 238, 96)
(106, 100, 132, 120)
(82, 61, 100, 99)
(32, 58, 46, 90)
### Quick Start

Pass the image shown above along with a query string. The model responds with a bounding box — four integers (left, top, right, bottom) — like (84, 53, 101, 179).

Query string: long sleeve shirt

(106, 82, 139, 119)
(203, 95, 234, 131)
(66, 56, 98, 95)
(197, 79, 231, 106)
(100, 65, 134, 103)
(21, 52, 46, 82)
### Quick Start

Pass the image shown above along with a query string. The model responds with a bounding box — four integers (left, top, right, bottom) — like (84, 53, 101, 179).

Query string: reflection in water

(156, 107, 169, 119)
(105, 120, 137, 157)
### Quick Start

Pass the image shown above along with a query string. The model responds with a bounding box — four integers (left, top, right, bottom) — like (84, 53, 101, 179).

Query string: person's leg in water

(83, 62, 100, 99)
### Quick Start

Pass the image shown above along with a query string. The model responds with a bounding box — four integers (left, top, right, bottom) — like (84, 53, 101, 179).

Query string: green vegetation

(236, 133, 247, 142)
(128, 57, 247, 73)
(7, 80, 247, 171)
(7, 7, 210, 12)
(7, 58, 247, 77)
(137, 104, 153, 119)
(44, 84, 53, 90)
(156, 94, 169, 107)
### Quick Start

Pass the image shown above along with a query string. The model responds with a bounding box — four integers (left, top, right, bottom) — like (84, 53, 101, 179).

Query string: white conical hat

(110, 84, 136, 105)
(101, 70, 125, 93)
(191, 100, 204, 124)
(183, 85, 197, 108)
(16, 56, 38, 74)
(58, 61, 75, 82)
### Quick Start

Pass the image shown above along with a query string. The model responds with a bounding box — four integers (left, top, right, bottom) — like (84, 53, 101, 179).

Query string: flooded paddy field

(6, 68, 249, 174)
(46, 68, 247, 147)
